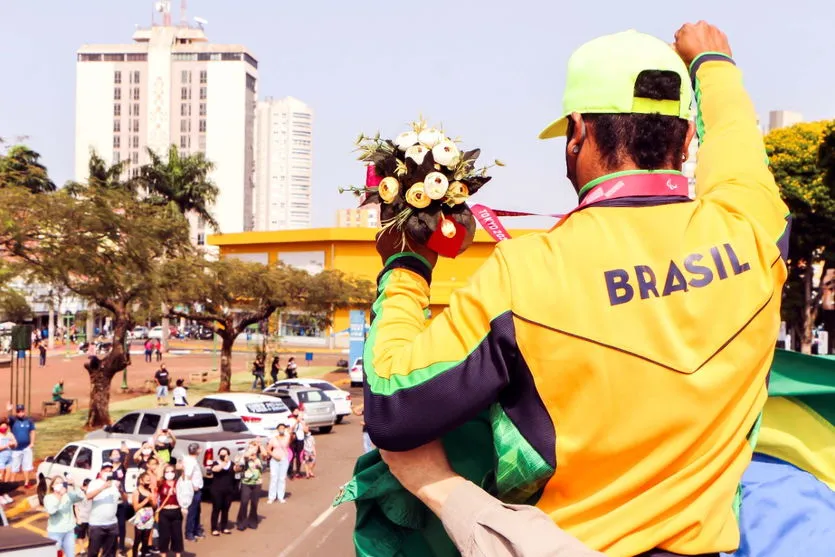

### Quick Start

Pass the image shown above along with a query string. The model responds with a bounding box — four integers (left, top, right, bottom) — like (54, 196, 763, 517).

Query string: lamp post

(63, 311, 73, 359)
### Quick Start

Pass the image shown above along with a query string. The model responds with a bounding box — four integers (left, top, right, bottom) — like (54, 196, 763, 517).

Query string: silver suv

(269, 387, 336, 433)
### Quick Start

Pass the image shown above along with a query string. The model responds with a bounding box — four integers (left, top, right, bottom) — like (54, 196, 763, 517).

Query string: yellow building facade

(209, 227, 536, 339)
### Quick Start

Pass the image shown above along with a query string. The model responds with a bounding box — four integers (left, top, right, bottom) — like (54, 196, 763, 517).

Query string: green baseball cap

(539, 30, 691, 139)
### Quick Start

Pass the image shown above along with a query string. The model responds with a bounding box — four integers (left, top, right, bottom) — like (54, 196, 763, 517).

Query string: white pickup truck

(86, 407, 265, 481)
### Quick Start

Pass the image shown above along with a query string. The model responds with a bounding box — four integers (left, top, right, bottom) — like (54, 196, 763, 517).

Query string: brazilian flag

(338, 350, 835, 556)
(726, 349, 835, 556)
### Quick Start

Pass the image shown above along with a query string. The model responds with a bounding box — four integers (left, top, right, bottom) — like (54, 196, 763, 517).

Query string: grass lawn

(35, 365, 338, 460)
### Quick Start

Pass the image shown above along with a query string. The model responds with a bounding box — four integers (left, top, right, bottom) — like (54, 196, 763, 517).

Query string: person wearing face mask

(236, 441, 266, 530)
(266, 424, 290, 504)
(42, 476, 84, 557)
(86, 461, 121, 557)
(209, 448, 235, 535)
(108, 446, 132, 556)
(0, 420, 18, 488)
(289, 409, 306, 479)
(153, 429, 177, 465)
(181, 443, 205, 541)
(156, 465, 184, 557)
(130, 472, 156, 557)
(134, 443, 156, 469)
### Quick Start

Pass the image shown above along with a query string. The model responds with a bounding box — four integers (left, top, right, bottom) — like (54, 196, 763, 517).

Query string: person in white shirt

(172, 379, 188, 407)
(182, 443, 205, 541)
(86, 461, 121, 557)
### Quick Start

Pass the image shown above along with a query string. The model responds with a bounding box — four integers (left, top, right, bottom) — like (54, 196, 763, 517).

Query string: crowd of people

(36, 405, 318, 557)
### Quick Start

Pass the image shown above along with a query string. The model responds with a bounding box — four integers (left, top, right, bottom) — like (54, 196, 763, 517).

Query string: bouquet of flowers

(340, 118, 502, 258)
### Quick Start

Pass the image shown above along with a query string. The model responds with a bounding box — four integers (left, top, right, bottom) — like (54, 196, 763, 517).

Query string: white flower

(405, 144, 430, 165)
(424, 172, 449, 200)
(432, 140, 460, 168)
(418, 128, 444, 149)
(394, 131, 419, 152)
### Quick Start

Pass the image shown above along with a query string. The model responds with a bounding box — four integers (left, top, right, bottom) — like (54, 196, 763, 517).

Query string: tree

(302, 269, 375, 331)
(0, 187, 192, 426)
(65, 151, 135, 196)
(162, 257, 308, 392)
(765, 121, 835, 353)
(0, 289, 32, 323)
(0, 145, 56, 193)
(138, 145, 219, 231)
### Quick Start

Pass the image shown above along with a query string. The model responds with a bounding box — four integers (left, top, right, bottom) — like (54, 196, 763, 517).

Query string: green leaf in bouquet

(395, 160, 408, 177)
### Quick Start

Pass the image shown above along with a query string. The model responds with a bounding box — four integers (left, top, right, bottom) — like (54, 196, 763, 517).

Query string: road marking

(277, 504, 344, 557)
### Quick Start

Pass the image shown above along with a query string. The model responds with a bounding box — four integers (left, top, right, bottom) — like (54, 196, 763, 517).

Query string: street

(13, 382, 364, 556)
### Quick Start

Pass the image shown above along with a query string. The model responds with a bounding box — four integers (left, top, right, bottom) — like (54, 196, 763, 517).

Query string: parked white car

(37, 438, 142, 493)
(147, 326, 164, 340)
(130, 326, 149, 340)
(265, 378, 352, 423)
(349, 357, 363, 387)
(194, 393, 293, 437)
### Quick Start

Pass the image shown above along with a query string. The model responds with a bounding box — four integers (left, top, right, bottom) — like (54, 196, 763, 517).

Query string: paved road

(13, 384, 363, 556)
(196, 387, 362, 556)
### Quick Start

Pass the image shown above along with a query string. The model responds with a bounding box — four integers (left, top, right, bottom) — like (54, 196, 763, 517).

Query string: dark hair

(578, 70, 689, 170)
(176, 378, 184, 387)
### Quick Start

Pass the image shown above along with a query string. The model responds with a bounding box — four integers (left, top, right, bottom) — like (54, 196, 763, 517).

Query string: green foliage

(0, 144, 56, 193)
(764, 120, 835, 347)
(138, 145, 219, 231)
(0, 289, 32, 323)
(65, 151, 135, 196)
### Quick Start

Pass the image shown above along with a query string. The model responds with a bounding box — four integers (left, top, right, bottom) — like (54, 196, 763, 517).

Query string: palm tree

(139, 145, 219, 231)
(65, 151, 134, 196)
(0, 145, 56, 193)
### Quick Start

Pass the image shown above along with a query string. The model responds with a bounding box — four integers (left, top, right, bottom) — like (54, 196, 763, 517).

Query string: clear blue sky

(1, 0, 832, 228)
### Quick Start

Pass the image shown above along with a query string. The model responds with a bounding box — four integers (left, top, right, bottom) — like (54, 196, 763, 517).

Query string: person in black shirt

(209, 448, 236, 536)
(269, 356, 280, 385)
(108, 445, 133, 555)
(154, 365, 171, 406)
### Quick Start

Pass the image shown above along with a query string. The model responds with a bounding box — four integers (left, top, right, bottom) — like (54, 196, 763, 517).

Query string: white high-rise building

(254, 97, 313, 230)
(74, 2, 257, 242)
(768, 110, 804, 132)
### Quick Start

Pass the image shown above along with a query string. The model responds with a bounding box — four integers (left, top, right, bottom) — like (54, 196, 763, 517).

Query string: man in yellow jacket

(368, 21, 790, 557)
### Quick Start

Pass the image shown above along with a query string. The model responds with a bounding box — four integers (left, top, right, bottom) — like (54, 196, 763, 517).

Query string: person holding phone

(86, 461, 121, 557)
(153, 429, 177, 465)
(209, 448, 235, 536)
(42, 475, 84, 557)
(130, 472, 156, 557)
(156, 464, 184, 557)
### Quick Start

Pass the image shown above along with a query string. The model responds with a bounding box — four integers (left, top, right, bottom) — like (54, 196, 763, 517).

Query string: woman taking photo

(130, 472, 156, 557)
(156, 465, 184, 557)
(209, 447, 235, 535)
(236, 441, 266, 530)
(42, 476, 84, 557)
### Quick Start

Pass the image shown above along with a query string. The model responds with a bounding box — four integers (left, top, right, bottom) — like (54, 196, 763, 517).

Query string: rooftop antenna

(180, 0, 187, 26)
(154, 0, 171, 26)
(194, 16, 208, 29)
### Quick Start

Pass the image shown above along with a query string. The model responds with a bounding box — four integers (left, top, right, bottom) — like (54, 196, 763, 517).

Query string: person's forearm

(437, 481, 605, 557)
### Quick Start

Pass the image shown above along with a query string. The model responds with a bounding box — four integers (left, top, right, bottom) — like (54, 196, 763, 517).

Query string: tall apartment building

(768, 110, 804, 132)
(254, 97, 313, 230)
(74, 4, 257, 241)
(336, 205, 380, 228)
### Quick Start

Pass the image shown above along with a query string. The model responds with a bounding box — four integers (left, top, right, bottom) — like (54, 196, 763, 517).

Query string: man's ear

(566, 113, 586, 156)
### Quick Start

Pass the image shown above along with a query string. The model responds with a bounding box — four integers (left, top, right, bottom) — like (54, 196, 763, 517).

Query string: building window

(78, 53, 102, 62)
(114, 71, 121, 84)
(132, 120, 139, 133)
(245, 74, 256, 92)
(221, 52, 242, 61)
(199, 103, 206, 116)
(180, 135, 187, 149)
(180, 119, 192, 133)
(199, 70, 207, 84)
(244, 53, 258, 69)
(114, 88, 121, 100)
(133, 70, 140, 83)
(199, 119, 206, 133)
(113, 136, 121, 149)
(113, 104, 121, 116)
(132, 87, 140, 100)
(131, 152, 138, 164)
(133, 103, 139, 116)
(181, 87, 188, 100)
(113, 120, 121, 132)
(196, 232, 205, 246)
(132, 136, 139, 149)
(113, 152, 121, 164)
(199, 87, 207, 100)
(126, 53, 147, 62)
(181, 70, 191, 83)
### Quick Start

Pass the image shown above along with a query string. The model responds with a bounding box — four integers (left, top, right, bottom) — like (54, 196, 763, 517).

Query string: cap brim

(538, 117, 568, 139)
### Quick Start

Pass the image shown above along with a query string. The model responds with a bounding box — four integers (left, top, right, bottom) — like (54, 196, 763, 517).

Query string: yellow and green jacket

(363, 54, 790, 556)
